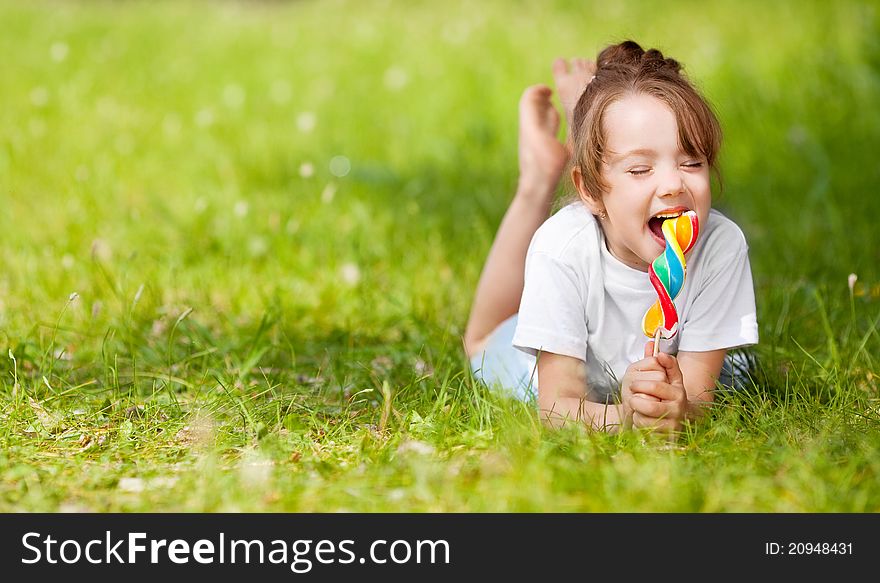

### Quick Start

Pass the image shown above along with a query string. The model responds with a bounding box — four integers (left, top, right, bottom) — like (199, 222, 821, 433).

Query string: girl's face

(587, 93, 711, 272)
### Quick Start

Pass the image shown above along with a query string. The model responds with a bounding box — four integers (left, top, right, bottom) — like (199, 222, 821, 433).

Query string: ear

(571, 165, 603, 216)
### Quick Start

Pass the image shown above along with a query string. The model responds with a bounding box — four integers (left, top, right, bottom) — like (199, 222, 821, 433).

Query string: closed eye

(628, 168, 650, 176)
(682, 161, 704, 169)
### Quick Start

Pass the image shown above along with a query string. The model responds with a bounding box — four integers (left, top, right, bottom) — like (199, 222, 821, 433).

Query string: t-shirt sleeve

(677, 246, 759, 352)
(512, 251, 588, 361)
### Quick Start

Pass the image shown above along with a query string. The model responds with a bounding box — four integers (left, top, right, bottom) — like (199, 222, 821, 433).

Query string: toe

(552, 57, 568, 78)
(575, 58, 592, 73)
(520, 84, 552, 104)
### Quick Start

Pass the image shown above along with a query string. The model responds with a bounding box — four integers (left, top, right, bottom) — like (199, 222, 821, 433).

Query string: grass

(1, 0, 879, 512)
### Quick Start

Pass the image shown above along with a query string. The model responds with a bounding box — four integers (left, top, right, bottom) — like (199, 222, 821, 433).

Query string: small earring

(598, 210, 607, 220)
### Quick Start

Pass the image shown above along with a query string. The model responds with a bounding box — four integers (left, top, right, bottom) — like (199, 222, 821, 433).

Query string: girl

(464, 41, 759, 435)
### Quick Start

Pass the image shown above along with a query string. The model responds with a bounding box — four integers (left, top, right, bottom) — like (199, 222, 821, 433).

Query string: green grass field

(1, 0, 879, 512)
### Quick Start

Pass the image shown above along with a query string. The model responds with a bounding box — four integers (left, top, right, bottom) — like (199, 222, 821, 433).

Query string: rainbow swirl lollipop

(642, 210, 700, 341)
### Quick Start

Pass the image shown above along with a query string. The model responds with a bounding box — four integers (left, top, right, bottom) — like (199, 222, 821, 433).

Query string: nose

(658, 165, 685, 198)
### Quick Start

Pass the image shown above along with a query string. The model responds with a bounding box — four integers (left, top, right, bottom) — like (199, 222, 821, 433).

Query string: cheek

(689, 173, 711, 196)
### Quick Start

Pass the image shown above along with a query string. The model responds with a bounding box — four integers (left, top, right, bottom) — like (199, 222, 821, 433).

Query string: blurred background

(1, 0, 878, 389)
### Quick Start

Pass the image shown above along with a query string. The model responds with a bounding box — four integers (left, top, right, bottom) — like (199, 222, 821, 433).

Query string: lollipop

(642, 211, 699, 355)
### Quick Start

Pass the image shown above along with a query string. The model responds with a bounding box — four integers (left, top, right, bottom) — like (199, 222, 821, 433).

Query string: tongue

(649, 217, 665, 239)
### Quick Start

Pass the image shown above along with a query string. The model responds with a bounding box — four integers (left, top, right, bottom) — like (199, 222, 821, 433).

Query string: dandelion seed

(329, 156, 351, 178)
(788, 125, 807, 146)
(340, 262, 361, 286)
(371, 355, 392, 375)
(149, 477, 179, 489)
(414, 359, 433, 376)
(223, 83, 246, 109)
(296, 111, 316, 133)
(848, 273, 858, 294)
(163, 113, 182, 138)
(238, 452, 274, 488)
(270, 80, 292, 104)
(268, 212, 281, 231)
(248, 237, 268, 257)
(30, 87, 49, 107)
(114, 134, 134, 155)
(441, 23, 471, 45)
(355, 22, 376, 42)
(59, 502, 93, 513)
(195, 108, 215, 128)
(29, 396, 62, 432)
(117, 477, 145, 493)
(90, 239, 112, 261)
(383, 66, 408, 91)
(396, 440, 435, 456)
(68, 292, 79, 303)
(314, 78, 335, 99)
(28, 119, 46, 137)
(299, 162, 314, 178)
(96, 96, 118, 118)
(50, 41, 69, 62)
(234, 200, 249, 217)
(151, 319, 167, 337)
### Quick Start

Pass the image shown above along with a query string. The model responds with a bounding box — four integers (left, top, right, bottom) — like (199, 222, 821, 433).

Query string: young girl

(464, 41, 759, 435)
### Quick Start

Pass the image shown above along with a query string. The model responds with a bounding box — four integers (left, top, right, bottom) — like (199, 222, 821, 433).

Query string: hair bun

(596, 40, 645, 69)
(643, 48, 682, 74)
(597, 41, 682, 75)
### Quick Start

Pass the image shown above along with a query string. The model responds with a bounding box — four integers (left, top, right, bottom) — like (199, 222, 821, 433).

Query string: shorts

(469, 314, 755, 403)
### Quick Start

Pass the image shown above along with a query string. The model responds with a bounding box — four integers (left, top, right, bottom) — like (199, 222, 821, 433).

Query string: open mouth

(648, 208, 690, 242)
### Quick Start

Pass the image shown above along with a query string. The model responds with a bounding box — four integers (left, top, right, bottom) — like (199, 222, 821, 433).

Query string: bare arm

(536, 351, 627, 433)
(677, 348, 726, 419)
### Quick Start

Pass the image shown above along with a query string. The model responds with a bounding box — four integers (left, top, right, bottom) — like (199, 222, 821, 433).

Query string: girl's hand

(628, 351, 688, 435)
(620, 343, 668, 430)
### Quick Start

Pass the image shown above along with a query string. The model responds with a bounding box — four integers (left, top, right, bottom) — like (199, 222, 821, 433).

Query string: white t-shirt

(512, 202, 759, 401)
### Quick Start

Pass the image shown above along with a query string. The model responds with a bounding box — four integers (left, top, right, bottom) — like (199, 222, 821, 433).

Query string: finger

(632, 356, 665, 373)
(629, 395, 667, 418)
(633, 412, 675, 433)
(629, 380, 679, 401)
(632, 412, 661, 430)
(632, 370, 667, 383)
(644, 341, 654, 358)
(656, 352, 685, 386)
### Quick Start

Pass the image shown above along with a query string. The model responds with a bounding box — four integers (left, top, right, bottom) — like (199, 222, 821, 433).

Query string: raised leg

(464, 59, 595, 359)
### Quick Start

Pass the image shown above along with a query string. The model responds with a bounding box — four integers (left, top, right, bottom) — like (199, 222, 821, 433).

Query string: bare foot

(517, 84, 568, 198)
(552, 58, 597, 137)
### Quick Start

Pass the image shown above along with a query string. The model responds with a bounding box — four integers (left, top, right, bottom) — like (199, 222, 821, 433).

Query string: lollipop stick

(652, 328, 661, 357)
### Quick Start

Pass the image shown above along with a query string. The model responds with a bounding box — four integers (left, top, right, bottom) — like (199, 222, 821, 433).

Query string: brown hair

(570, 40, 722, 202)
